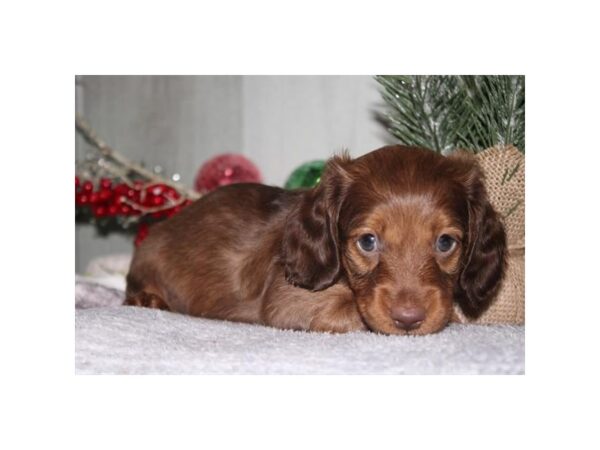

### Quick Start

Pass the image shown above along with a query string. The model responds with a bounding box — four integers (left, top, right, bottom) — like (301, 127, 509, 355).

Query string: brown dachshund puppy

(125, 145, 506, 335)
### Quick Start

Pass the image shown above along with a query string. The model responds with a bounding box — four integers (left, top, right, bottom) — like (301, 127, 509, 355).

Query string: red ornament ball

(194, 153, 262, 193)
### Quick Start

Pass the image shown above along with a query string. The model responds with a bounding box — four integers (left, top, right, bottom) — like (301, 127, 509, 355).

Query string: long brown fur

(125, 145, 506, 335)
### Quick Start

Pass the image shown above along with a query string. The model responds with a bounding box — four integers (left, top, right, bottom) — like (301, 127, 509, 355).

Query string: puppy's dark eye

(436, 234, 456, 253)
(357, 234, 378, 252)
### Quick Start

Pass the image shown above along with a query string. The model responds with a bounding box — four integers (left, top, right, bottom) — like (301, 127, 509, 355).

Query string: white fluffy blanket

(75, 255, 524, 375)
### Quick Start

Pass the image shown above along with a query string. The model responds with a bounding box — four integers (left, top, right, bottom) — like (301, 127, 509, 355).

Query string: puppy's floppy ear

(450, 152, 507, 318)
(282, 154, 353, 291)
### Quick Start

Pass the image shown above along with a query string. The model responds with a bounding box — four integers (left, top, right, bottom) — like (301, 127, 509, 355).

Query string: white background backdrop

(4, 1, 600, 449)
(76, 75, 392, 272)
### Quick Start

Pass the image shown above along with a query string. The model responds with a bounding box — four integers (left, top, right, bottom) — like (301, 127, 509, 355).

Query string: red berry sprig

(76, 176, 194, 245)
(76, 177, 141, 217)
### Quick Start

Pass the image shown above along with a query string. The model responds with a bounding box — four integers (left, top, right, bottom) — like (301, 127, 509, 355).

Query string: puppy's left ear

(450, 152, 508, 318)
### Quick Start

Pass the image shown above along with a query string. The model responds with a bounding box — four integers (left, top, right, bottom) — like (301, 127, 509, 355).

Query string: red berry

(114, 183, 128, 195)
(75, 193, 84, 205)
(151, 196, 164, 206)
(99, 189, 112, 202)
(164, 205, 182, 218)
(89, 192, 99, 204)
(108, 205, 118, 216)
(78, 194, 89, 205)
(134, 223, 150, 246)
(94, 206, 107, 217)
(149, 184, 166, 196)
(83, 181, 93, 192)
(76, 177, 80, 188)
(120, 205, 131, 215)
(100, 178, 112, 189)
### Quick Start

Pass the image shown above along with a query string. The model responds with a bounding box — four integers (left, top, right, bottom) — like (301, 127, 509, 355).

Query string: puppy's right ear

(281, 154, 353, 291)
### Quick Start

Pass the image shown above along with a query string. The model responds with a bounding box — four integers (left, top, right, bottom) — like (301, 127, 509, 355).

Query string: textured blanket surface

(75, 277, 525, 375)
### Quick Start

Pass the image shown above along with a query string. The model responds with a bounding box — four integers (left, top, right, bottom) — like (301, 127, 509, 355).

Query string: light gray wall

(75, 75, 392, 273)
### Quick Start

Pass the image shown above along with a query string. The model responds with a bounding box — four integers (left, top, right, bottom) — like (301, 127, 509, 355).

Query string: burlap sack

(454, 145, 525, 325)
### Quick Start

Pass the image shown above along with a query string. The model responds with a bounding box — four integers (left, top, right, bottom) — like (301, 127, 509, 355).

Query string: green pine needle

(375, 75, 525, 154)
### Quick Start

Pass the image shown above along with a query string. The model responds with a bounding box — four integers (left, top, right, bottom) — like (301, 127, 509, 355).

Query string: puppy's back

(125, 183, 292, 319)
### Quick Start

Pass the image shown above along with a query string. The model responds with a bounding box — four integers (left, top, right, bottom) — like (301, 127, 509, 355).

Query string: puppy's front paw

(124, 291, 170, 311)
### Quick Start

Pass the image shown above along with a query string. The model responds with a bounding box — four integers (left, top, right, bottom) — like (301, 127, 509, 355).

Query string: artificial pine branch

(375, 75, 525, 153)
(376, 75, 465, 153)
(458, 75, 525, 152)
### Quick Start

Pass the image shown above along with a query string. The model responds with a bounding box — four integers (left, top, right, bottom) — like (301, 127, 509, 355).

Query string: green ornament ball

(284, 160, 326, 190)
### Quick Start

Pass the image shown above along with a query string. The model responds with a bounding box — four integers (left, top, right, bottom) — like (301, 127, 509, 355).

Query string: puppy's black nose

(391, 305, 426, 331)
